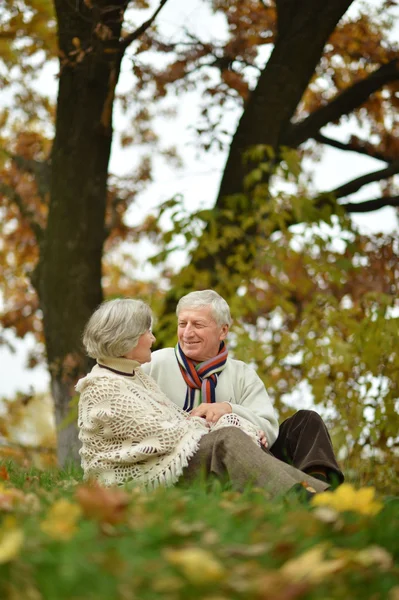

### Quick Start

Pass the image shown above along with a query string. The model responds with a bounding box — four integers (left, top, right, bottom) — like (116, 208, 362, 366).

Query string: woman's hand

(257, 430, 268, 449)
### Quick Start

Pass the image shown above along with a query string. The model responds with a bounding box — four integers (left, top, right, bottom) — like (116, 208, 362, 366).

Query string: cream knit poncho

(76, 357, 261, 489)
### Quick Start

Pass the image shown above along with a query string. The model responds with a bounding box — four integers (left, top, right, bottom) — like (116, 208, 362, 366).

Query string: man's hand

(257, 430, 268, 449)
(190, 402, 232, 423)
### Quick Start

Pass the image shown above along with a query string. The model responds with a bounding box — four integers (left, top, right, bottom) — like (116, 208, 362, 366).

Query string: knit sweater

(76, 357, 261, 488)
(142, 348, 279, 447)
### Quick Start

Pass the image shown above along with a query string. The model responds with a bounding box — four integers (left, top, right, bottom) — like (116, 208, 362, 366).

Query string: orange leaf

(75, 482, 130, 525)
(0, 466, 10, 481)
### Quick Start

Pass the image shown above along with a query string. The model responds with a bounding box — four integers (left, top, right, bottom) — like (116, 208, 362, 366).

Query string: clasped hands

(189, 402, 268, 448)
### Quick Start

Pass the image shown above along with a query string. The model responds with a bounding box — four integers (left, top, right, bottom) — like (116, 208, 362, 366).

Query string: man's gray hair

(83, 298, 152, 359)
(176, 290, 232, 326)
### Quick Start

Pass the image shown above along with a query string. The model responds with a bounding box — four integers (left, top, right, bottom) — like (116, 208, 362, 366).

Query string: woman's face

(124, 330, 156, 364)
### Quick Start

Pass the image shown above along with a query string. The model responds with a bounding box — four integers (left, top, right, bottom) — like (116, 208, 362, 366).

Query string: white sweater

(142, 348, 279, 447)
(77, 357, 261, 488)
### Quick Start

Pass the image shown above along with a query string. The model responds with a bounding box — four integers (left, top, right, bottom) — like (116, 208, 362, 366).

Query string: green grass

(1, 461, 398, 600)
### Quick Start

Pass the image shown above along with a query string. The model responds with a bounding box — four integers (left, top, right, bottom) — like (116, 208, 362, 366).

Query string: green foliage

(0, 462, 398, 599)
(142, 156, 399, 486)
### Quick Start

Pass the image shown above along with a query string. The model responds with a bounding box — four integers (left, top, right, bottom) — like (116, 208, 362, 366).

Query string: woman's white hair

(176, 290, 232, 326)
(83, 298, 152, 359)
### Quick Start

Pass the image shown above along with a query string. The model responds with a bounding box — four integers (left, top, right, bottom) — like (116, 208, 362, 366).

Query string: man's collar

(97, 356, 140, 376)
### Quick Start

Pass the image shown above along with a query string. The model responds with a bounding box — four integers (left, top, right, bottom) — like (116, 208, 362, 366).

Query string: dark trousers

(270, 410, 344, 483)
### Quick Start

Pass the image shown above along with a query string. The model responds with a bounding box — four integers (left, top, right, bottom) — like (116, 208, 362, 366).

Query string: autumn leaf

(40, 499, 82, 541)
(0, 517, 24, 563)
(312, 484, 383, 516)
(164, 547, 226, 584)
(334, 545, 394, 570)
(75, 482, 130, 525)
(0, 484, 25, 511)
(281, 543, 347, 583)
(0, 466, 10, 480)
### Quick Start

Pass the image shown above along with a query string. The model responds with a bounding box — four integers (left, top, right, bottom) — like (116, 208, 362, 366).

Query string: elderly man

(143, 290, 344, 485)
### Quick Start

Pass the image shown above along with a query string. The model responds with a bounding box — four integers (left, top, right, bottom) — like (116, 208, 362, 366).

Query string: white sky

(1, 0, 398, 399)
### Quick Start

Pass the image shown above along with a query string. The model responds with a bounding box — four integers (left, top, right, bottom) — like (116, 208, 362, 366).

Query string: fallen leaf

(0, 485, 25, 511)
(164, 547, 226, 584)
(312, 506, 340, 524)
(41, 499, 82, 541)
(353, 545, 393, 570)
(223, 542, 271, 557)
(76, 482, 130, 524)
(312, 484, 383, 516)
(170, 519, 206, 536)
(0, 518, 24, 563)
(0, 466, 10, 480)
(281, 543, 347, 583)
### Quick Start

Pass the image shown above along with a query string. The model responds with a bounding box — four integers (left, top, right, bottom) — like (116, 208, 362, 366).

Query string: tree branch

(341, 195, 399, 213)
(284, 58, 399, 147)
(120, 0, 169, 50)
(0, 182, 44, 241)
(330, 160, 399, 199)
(314, 133, 394, 164)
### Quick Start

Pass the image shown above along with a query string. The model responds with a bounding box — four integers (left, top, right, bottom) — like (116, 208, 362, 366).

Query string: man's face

(177, 306, 229, 362)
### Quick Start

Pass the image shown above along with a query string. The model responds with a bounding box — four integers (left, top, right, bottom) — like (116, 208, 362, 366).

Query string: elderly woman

(77, 298, 328, 496)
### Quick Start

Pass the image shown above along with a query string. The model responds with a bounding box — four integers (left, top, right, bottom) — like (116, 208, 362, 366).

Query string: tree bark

(35, 0, 125, 465)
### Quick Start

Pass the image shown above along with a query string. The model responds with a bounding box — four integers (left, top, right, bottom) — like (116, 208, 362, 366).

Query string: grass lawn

(0, 461, 398, 600)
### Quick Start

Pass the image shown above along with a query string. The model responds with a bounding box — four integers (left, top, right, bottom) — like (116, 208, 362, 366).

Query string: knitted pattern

(77, 361, 261, 489)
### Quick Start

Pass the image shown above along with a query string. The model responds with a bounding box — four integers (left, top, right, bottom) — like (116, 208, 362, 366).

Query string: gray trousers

(182, 427, 329, 497)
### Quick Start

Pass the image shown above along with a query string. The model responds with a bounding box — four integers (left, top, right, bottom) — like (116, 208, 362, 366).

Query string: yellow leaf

(0, 519, 24, 563)
(353, 545, 393, 570)
(41, 499, 82, 541)
(164, 547, 226, 584)
(281, 543, 347, 583)
(0, 484, 25, 511)
(312, 484, 383, 516)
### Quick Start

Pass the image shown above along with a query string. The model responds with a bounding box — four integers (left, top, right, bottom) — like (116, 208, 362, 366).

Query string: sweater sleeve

(78, 377, 201, 465)
(228, 364, 279, 447)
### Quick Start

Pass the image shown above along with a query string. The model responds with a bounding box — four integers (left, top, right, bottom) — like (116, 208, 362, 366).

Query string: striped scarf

(174, 342, 229, 411)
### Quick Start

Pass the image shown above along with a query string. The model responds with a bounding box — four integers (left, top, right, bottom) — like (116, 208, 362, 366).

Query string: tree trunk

(35, 1, 125, 465)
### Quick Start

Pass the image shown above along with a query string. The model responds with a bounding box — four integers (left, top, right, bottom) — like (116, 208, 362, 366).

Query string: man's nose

(184, 323, 195, 335)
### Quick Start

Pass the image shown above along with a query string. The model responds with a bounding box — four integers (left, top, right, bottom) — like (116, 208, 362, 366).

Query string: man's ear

(220, 324, 229, 340)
